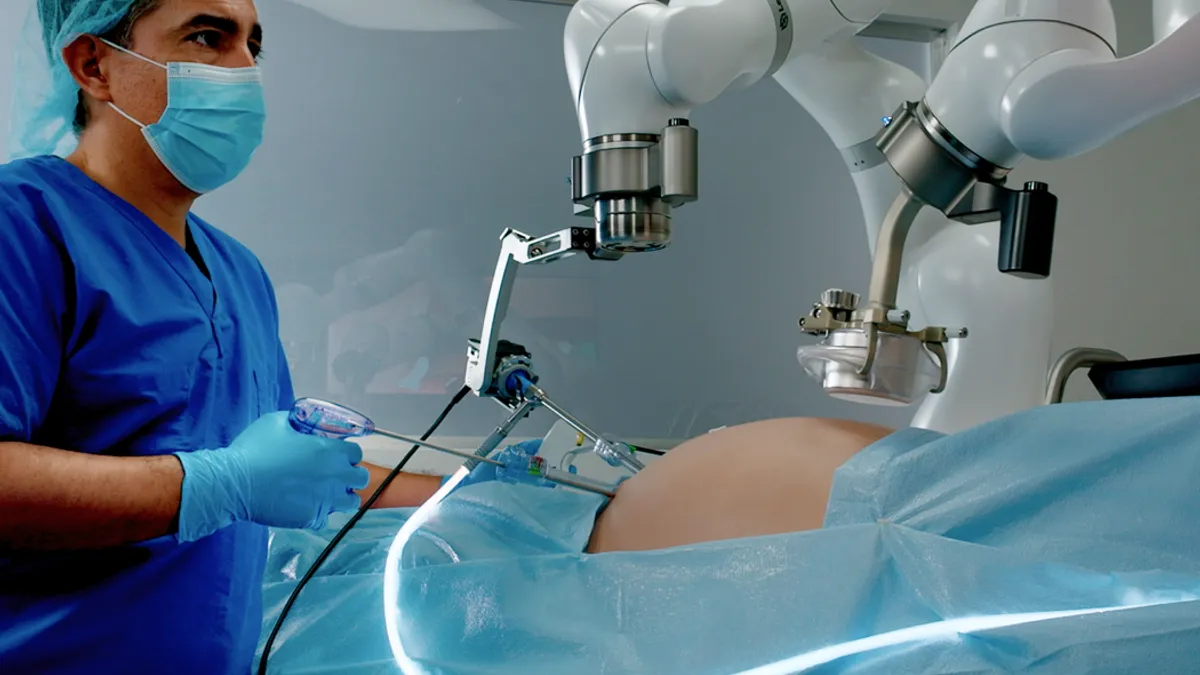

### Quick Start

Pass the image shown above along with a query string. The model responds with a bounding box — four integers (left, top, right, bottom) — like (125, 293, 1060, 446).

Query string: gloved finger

(345, 465, 371, 490)
(333, 490, 362, 513)
(268, 410, 300, 437)
(337, 439, 364, 466)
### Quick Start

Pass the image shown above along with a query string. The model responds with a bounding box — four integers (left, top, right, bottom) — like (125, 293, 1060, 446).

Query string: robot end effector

(798, 2, 1110, 407)
(800, 0, 1200, 407)
(565, 0, 887, 253)
(570, 118, 699, 254)
(796, 97, 1063, 408)
(874, 101, 1060, 281)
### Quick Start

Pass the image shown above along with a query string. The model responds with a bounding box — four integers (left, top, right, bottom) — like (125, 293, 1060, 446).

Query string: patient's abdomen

(588, 417, 894, 553)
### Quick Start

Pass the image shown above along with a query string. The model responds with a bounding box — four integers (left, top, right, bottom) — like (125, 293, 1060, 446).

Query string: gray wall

(2, 0, 1196, 444)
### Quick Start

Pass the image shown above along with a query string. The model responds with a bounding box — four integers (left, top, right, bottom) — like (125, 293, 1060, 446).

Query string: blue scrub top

(0, 156, 293, 674)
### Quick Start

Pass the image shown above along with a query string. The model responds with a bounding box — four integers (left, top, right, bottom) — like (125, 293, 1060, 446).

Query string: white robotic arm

(1002, 3, 1200, 160)
(799, 0, 1200, 418)
(561, 0, 1200, 430)
(914, 0, 1200, 178)
(772, 40, 926, 253)
(919, 0, 1200, 167)
(563, 0, 1060, 425)
(565, 0, 888, 252)
(775, 42, 1055, 429)
(793, 6, 1087, 411)
(566, 0, 886, 138)
(567, 0, 781, 139)
(468, 0, 888, 401)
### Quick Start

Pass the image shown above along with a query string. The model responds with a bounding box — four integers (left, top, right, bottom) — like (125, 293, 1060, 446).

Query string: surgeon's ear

(62, 35, 113, 104)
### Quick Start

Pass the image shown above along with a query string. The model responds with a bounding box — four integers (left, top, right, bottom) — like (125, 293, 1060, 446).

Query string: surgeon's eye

(186, 30, 222, 49)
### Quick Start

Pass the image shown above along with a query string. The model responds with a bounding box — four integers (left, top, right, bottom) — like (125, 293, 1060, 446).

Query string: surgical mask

(100, 39, 266, 194)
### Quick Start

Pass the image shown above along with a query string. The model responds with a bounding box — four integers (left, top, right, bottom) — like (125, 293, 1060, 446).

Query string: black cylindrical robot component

(998, 181, 1058, 278)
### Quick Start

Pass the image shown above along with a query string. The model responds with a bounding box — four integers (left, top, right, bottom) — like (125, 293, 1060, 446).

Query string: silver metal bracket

(797, 184, 972, 404)
(797, 191, 958, 399)
(466, 226, 622, 401)
(800, 296, 953, 395)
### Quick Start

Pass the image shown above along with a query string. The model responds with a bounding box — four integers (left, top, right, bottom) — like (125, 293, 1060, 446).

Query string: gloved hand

(455, 439, 555, 490)
(174, 411, 371, 542)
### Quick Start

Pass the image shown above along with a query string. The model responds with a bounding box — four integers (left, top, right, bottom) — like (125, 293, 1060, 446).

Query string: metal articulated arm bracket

(465, 226, 622, 401)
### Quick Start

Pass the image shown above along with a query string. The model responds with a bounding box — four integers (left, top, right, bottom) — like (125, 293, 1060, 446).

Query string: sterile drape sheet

(262, 397, 1200, 674)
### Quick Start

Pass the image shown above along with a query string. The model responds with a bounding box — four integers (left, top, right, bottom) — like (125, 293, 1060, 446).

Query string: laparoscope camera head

(571, 118, 699, 253)
(465, 338, 539, 405)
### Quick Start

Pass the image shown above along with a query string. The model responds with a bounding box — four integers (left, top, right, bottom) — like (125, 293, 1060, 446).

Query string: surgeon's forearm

(0, 442, 182, 551)
(360, 463, 443, 509)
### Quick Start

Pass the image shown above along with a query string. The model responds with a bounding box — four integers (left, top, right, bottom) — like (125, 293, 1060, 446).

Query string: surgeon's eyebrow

(179, 14, 264, 49)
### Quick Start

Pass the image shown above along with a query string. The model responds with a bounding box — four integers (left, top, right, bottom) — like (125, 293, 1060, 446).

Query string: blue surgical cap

(6, 0, 143, 160)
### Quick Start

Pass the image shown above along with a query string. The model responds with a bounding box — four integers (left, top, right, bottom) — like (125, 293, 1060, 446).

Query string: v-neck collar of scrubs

(50, 157, 218, 320)
(186, 227, 212, 280)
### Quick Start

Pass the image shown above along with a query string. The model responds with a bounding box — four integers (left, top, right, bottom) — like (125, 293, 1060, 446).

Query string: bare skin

(0, 444, 439, 550)
(63, 0, 254, 244)
(362, 465, 443, 509)
(588, 417, 895, 553)
(0, 444, 185, 551)
(0, 0, 436, 553)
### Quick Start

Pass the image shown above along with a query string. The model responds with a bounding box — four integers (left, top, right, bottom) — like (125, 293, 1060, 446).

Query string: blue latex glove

(174, 411, 371, 542)
(455, 439, 556, 490)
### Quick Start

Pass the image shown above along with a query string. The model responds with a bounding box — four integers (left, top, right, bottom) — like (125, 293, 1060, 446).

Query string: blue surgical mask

(100, 39, 266, 194)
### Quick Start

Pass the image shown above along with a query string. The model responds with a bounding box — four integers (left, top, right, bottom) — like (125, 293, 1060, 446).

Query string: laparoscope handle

(288, 398, 375, 440)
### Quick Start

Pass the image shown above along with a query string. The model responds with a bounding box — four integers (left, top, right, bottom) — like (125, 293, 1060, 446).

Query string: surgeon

(0, 1, 443, 673)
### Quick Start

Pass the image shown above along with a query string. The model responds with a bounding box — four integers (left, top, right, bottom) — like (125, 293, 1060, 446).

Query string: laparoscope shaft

(527, 384, 645, 473)
(542, 468, 615, 498)
(524, 383, 597, 442)
(370, 429, 505, 467)
(373, 427, 612, 496)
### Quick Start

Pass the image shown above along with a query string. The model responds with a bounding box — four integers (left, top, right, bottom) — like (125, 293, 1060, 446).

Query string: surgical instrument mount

(463, 227, 648, 478)
(465, 227, 622, 402)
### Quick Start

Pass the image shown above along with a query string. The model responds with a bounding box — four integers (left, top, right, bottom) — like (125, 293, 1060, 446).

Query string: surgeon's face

(104, 0, 263, 127)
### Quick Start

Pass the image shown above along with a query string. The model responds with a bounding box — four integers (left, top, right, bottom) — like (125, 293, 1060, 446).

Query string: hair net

(6, 0, 141, 160)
